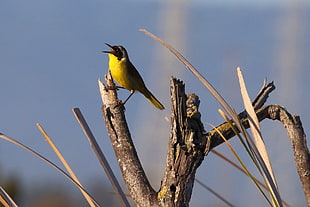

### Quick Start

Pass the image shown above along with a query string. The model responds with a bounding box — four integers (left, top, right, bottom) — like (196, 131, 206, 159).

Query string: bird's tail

(139, 88, 165, 110)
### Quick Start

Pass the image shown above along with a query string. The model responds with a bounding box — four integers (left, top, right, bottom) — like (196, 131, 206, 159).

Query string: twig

(209, 80, 275, 149)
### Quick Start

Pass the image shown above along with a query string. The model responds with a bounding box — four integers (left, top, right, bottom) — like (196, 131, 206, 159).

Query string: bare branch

(99, 73, 158, 207)
(266, 105, 310, 205)
(209, 81, 276, 149)
(99, 71, 309, 206)
(208, 105, 310, 205)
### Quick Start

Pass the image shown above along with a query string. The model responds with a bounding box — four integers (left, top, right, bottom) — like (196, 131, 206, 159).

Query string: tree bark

(158, 78, 210, 207)
(99, 74, 158, 207)
(266, 105, 310, 205)
(208, 105, 310, 206)
(99, 75, 309, 206)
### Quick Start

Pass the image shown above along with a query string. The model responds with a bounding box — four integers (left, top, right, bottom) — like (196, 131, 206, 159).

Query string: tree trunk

(99, 75, 309, 206)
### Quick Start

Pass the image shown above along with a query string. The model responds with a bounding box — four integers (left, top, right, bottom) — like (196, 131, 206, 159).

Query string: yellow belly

(108, 54, 134, 90)
(107, 53, 164, 110)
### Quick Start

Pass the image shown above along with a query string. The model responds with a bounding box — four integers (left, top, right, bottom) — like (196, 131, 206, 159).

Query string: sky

(1, 0, 309, 206)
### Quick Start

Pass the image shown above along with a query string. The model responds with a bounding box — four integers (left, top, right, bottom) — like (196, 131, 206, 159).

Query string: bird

(103, 43, 165, 110)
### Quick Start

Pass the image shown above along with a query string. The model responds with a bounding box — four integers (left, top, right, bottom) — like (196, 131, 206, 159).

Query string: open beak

(102, 43, 113, 53)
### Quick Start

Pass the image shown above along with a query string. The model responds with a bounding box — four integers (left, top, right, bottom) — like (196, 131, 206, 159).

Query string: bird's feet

(113, 99, 126, 111)
(105, 85, 124, 91)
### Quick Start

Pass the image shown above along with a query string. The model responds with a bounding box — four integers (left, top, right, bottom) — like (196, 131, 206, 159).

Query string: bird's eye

(114, 47, 123, 59)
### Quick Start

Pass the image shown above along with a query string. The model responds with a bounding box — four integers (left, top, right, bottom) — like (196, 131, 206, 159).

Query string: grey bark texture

(100, 75, 309, 206)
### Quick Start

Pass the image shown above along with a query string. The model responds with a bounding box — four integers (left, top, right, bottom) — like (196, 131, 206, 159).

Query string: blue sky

(1, 1, 309, 206)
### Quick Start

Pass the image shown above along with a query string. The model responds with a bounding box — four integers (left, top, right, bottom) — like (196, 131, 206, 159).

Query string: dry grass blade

(237, 68, 272, 172)
(140, 29, 283, 206)
(211, 150, 290, 207)
(139, 30, 251, 155)
(0, 186, 18, 207)
(0, 133, 100, 207)
(207, 120, 272, 206)
(195, 179, 234, 207)
(72, 108, 130, 207)
(139, 29, 237, 118)
(36, 123, 97, 207)
(211, 149, 267, 187)
(233, 108, 283, 207)
(237, 68, 281, 207)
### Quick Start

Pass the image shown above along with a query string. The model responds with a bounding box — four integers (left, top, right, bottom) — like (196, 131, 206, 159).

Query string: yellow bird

(103, 43, 164, 110)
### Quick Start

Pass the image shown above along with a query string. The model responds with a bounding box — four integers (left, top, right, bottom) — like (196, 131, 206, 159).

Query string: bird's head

(103, 43, 128, 60)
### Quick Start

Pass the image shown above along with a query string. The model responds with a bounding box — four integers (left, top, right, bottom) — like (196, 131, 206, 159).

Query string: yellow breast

(108, 53, 132, 90)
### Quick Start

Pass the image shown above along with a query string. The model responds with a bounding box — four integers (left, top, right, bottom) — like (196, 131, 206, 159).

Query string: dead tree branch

(99, 74, 158, 207)
(99, 75, 309, 206)
(266, 105, 310, 205)
(208, 105, 309, 205)
(158, 78, 210, 206)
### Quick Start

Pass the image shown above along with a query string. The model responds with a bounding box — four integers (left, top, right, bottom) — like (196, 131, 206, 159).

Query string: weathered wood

(208, 105, 310, 206)
(158, 78, 210, 207)
(208, 81, 276, 149)
(267, 105, 310, 206)
(100, 75, 309, 206)
(99, 74, 158, 207)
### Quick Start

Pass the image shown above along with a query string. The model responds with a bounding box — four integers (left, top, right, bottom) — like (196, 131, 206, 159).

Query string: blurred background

(1, 0, 309, 206)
